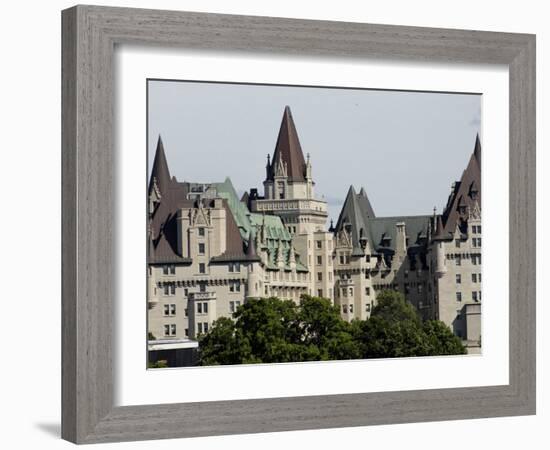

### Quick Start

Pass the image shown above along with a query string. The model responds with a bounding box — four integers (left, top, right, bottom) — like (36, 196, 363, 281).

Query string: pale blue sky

(148, 80, 481, 222)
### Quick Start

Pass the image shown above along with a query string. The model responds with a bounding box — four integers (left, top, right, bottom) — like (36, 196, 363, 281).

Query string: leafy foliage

(197, 291, 465, 365)
(147, 359, 168, 369)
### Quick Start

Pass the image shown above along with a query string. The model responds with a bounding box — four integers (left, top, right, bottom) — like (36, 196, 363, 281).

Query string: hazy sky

(148, 80, 481, 222)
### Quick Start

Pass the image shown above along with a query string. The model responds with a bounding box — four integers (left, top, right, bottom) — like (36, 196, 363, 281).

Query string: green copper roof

(213, 178, 306, 271)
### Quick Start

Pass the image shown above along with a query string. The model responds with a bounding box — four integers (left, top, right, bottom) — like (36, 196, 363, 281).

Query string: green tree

(198, 296, 360, 365)
(354, 290, 465, 358)
(298, 295, 361, 360)
(423, 320, 467, 355)
(197, 291, 465, 366)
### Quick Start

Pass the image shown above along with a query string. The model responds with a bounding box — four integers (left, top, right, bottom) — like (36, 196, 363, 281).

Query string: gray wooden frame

(61, 5, 536, 444)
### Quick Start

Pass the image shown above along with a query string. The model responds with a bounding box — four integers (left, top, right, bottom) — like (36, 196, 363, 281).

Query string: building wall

(433, 217, 482, 340)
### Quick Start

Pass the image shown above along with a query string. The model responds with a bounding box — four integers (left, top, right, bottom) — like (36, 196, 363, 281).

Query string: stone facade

(147, 106, 482, 355)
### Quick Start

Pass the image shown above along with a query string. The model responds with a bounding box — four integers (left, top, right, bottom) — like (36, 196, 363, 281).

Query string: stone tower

(250, 106, 333, 300)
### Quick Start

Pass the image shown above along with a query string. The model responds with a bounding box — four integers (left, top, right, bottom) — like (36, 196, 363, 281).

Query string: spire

(334, 186, 370, 256)
(357, 186, 376, 219)
(289, 245, 296, 267)
(474, 133, 481, 168)
(276, 239, 285, 267)
(267, 106, 307, 182)
(149, 135, 171, 194)
(433, 214, 445, 240)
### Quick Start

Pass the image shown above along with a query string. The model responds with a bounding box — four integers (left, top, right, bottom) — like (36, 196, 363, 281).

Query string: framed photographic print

(62, 5, 536, 444)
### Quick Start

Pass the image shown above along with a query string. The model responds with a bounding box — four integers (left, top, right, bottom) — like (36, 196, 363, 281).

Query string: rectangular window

(229, 301, 235, 313)
(198, 227, 205, 236)
(228, 262, 241, 273)
(456, 257, 461, 266)
(339, 255, 344, 265)
(349, 304, 353, 313)
(455, 239, 461, 248)
(366, 255, 371, 263)
(199, 263, 206, 274)
(163, 265, 168, 275)
(317, 272, 323, 281)
(200, 283, 206, 292)
(456, 292, 462, 302)
(349, 287, 353, 296)
(203, 302, 208, 314)
(203, 322, 209, 333)
(479, 273, 482, 283)
(342, 305, 348, 313)
(366, 304, 371, 312)
(164, 324, 176, 336)
(230, 281, 241, 292)
(317, 255, 322, 265)
(184, 308, 188, 317)
(365, 287, 370, 296)
(478, 291, 482, 301)
(472, 291, 478, 302)
(198, 243, 205, 254)
(456, 274, 462, 284)
(170, 265, 175, 274)
(197, 323, 203, 334)
(163, 284, 175, 296)
(472, 273, 477, 283)
(316, 241, 322, 249)
(318, 289, 323, 297)
(197, 303, 203, 314)
(185, 328, 189, 337)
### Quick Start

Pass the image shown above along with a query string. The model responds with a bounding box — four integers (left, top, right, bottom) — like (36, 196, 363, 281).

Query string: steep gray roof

(369, 215, 430, 253)
(148, 140, 254, 264)
(334, 186, 376, 256)
(441, 134, 482, 236)
(266, 106, 307, 182)
(333, 185, 429, 257)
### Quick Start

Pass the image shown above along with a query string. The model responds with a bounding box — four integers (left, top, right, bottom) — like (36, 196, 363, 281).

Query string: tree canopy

(197, 291, 465, 366)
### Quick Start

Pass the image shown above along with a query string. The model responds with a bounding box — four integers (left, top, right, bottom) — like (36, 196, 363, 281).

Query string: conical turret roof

(267, 106, 307, 182)
(149, 136, 171, 194)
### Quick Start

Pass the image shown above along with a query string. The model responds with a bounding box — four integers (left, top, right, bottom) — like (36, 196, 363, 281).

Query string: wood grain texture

(61, 5, 536, 444)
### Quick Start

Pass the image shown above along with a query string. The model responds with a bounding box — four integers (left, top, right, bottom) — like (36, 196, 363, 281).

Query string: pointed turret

(149, 135, 171, 194)
(276, 239, 285, 268)
(267, 106, 306, 182)
(288, 245, 297, 269)
(358, 186, 376, 219)
(334, 186, 370, 256)
(433, 214, 447, 241)
(474, 133, 481, 168)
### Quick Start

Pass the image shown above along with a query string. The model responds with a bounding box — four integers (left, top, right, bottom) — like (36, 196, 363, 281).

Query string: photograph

(146, 80, 482, 368)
